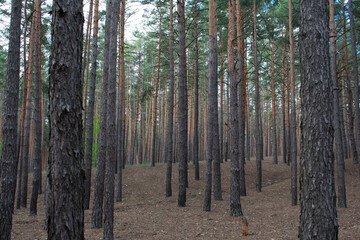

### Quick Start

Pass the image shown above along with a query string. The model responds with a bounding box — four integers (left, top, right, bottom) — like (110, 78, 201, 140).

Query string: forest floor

(12, 157, 360, 239)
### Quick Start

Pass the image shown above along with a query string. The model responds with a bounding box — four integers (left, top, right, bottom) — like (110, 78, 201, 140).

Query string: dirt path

(12, 157, 360, 239)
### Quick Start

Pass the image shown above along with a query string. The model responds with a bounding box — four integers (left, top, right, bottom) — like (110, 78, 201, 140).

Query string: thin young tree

(193, 0, 200, 181)
(289, 0, 297, 206)
(84, 0, 100, 210)
(29, 0, 42, 215)
(299, 0, 338, 238)
(271, 39, 278, 164)
(341, 0, 357, 164)
(177, 0, 188, 207)
(130, 48, 142, 165)
(46, 0, 84, 237)
(229, 0, 243, 217)
(165, 0, 175, 197)
(116, 0, 126, 203)
(329, 0, 346, 208)
(0, 0, 22, 237)
(151, 3, 162, 167)
(92, 0, 112, 227)
(253, 0, 262, 193)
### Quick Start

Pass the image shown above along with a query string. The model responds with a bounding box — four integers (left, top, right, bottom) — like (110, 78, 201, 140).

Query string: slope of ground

(12, 157, 360, 239)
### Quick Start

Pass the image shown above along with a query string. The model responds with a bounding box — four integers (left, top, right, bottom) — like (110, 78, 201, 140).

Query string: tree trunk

(271, 39, 278, 164)
(229, 0, 243, 217)
(84, 0, 100, 211)
(30, 0, 42, 215)
(91, 0, 113, 227)
(193, 0, 200, 180)
(177, 0, 187, 207)
(0, 0, 22, 237)
(281, 43, 287, 164)
(289, 0, 297, 206)
(20, 15, 36, 208)
(16, 0, 29, 210)
(46, 0, 84, 237)
(329, 0, 347, 208)
(116, 0, 126, 202)
(348, 0, 360, 171)
(299, 1, 338, 238)
(151, 6, 162, 167)
(204, 0, 219, 211)
(103, 0, 120, 238)
(253, 0, 262, 193)
(166, 0, 175, 196)
(341, 0, 358, 164)
(236, 0, 246, 196)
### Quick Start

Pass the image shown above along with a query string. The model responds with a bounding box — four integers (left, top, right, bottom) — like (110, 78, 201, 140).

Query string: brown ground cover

(11, 157, 360, 239)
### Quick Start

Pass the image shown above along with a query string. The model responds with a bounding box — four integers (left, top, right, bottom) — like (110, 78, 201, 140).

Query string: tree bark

(46, 0, 84, 237)
(177, 0, 187, 207)
(229, 0, 243, 217)
(0, 0, 22, 237)
(299, 0, 338, 238)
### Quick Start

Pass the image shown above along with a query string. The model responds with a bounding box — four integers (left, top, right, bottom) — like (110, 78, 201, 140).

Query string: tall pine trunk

(0, 0, 22, 237)
(271, 39, 278, 164)
(236, 0, 246, 196)
(193, 0, 200, 180)
(151, 5, 162, 167)
(46, 0, 84, 237)
(84, 0, 100, 210)
(30, 0, 42, 215)
(348, 0, 360, 172)
(91, 0, 112, 227)
(253, 0, 262, 193)
(177, 0, 188, 207)
(329, 0, 347, 208)
(289, 0, 297, 206)
(299, 0, 338, 238)
(229, 0, 243, 217)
